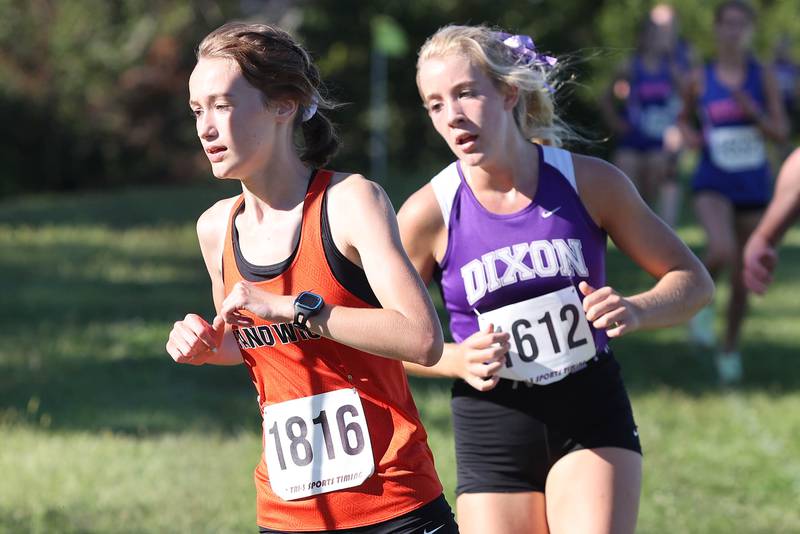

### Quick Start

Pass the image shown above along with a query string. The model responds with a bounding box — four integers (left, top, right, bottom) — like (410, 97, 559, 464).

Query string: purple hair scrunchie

(494, 31, 558, 70)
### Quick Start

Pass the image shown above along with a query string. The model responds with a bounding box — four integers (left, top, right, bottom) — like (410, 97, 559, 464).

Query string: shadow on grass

(0, 223, 214, 328)
(614, 336, 800, 395)
(4, 333, 799, 437)
(405, 336, 800, 399)
(3, 184, 800, 439)
(0, 186, 261, 436)
(1, 354, 260, 436)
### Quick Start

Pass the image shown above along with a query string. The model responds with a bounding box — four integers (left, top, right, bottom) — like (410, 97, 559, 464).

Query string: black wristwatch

(293, 291, 324, 329)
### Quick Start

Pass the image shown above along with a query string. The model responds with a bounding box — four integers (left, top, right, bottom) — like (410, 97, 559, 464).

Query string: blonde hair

(197, 22, 339, 167)
(417, 24, 574, 147)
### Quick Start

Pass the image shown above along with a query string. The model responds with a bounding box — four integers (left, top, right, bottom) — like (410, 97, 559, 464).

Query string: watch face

(297, 292, 322, 309)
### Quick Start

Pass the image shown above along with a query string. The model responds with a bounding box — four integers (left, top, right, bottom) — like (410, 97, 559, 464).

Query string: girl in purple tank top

(678, 1, 787, 384)
(399, 24, 713, 534)
(599, 17, 683, 226)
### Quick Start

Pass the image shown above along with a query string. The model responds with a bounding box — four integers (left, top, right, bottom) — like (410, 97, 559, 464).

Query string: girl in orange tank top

(166, 22, 457, 533)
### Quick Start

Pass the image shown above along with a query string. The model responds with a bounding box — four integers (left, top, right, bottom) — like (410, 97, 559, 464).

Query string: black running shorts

(258, 494, 458, 533)
(451, 350, 642, 495)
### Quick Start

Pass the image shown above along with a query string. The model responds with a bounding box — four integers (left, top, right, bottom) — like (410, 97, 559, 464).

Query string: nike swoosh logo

(541, 206, 561, 218)
(424, 525, 445, 534)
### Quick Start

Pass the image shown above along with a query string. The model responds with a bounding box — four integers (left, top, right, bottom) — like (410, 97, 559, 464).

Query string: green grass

(2, 184, 800, 533)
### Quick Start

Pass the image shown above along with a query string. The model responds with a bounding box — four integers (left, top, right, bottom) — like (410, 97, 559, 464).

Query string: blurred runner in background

(679, 0, 788, 384)
(601, 16, 683, 226)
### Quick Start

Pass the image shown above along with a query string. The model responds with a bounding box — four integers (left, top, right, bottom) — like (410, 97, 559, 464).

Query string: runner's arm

(301, 175, 444, 365)
(758, 66, 789, 142)
(396, 184, 509, 389)
(734, 66, 788, 142)
(575, 155, 714, 330)
(743, 148, 800, 293)
(750, 148, 800, 246)
(166, 200, 243, 366)
(676, 67, 704, 149)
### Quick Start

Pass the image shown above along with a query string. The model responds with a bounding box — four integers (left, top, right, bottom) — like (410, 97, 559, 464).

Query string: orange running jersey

(221, 170, 443, 531)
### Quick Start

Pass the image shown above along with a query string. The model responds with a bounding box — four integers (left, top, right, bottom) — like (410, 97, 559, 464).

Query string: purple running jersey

(432, 144, 609, 355)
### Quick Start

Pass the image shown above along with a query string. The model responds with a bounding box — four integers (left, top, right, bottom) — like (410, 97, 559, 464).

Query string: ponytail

(299, 110, 340, 167)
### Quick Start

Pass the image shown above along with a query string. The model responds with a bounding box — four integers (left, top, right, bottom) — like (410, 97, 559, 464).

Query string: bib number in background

(478, 286, 597, 385)
(708, 125, 766, 172)
(640, 105, 674, 140)
(263, 388, 374, 500)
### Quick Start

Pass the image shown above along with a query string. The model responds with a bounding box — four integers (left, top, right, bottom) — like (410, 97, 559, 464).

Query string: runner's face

(715, 7, 753, 52)
(189, 57, 278, 179)
(417, 54, 518, 167)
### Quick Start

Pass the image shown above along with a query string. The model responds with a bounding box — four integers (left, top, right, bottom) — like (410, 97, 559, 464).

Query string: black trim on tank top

(230, 171, 381, 308)
(231, 170, 316, 282)
(321, 189, 381, 308)
(232, 201, 299, 282)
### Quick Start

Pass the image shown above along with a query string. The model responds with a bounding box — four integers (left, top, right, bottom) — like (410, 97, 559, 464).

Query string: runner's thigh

(544, 447, 642, 534)
(457, 492, 548, 534)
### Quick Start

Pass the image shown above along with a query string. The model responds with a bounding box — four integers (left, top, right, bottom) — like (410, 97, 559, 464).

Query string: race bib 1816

(263, 388, 374, 501)
(478, 286, 597, 385)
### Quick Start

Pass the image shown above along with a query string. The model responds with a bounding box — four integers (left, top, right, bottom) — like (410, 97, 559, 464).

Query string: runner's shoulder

(196, 196, 239, 255)
(398, 183, 444, 236)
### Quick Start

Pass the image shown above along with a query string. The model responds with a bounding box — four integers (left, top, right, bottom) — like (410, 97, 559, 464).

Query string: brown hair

(197, 22, 339, 167)
(714, 0, 756, 24)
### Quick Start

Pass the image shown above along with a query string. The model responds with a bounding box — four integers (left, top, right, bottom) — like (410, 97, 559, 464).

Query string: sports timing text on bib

(708, 125, 766, 172)
(478, 286, 597, 385)
(263, 388, 375, 501)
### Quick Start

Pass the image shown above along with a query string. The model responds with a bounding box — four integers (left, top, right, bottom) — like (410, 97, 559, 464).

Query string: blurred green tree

(0, 0, 796, 195)
(0, 0, 240, 193)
